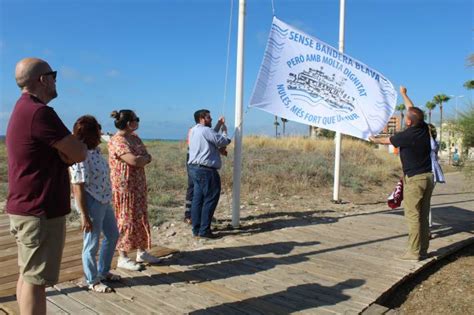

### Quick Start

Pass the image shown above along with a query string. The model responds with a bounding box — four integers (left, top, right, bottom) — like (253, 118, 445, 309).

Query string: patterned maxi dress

(108, 133, 151, 251)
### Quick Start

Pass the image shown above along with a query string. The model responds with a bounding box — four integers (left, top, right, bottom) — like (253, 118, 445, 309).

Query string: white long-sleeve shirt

(188, 124, 231, 169)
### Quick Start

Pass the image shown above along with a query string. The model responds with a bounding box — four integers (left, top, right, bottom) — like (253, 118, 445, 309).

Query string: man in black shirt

(370, 86, 434, 261)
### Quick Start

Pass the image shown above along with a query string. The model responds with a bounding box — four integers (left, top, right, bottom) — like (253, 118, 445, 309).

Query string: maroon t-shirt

(6, 93, 71, 218)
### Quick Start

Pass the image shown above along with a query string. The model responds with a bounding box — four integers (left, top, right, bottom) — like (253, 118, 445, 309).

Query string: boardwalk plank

(46, 287, 98, 314)
(54, 282, 130, 314)
(45, 301, 68, 315)
(116, 268, 247, 314)
(0, 301, 18, 315)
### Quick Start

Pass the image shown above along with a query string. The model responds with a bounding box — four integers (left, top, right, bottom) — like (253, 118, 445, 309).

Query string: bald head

(15, 57, 57, 103)
(15, 57, 51, 89)
(406, 107, 425, 126)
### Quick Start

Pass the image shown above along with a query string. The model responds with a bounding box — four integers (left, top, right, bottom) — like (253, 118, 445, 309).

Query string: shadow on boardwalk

(385, 205, 474, 238)
(216, 210, 338, 236)
(190, 279, 366, 314)
(120, 233, 410, 288)
(214, 200, 474, 243)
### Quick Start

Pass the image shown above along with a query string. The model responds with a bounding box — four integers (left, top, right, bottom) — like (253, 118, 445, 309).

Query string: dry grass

(217, 136, 401, 196)
(0, 136, 402, 223)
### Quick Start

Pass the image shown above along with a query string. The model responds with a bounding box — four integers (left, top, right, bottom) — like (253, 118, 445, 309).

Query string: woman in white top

(70, 115, 120, 293)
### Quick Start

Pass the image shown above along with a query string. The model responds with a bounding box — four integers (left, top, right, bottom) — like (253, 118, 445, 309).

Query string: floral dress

(108, 133, 151, 251)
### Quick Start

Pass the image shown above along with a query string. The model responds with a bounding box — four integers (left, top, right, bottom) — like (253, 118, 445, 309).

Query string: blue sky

(0, 0, 472, 139)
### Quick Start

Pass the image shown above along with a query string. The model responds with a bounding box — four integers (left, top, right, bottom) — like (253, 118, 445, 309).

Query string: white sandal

(88, 281, 113, 293)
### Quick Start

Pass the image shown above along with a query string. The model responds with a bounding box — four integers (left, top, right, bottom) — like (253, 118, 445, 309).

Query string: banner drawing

(249, 17, 397, 140)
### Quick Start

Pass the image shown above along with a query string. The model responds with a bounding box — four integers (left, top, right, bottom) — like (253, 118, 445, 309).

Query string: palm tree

(463, 80, 474, 90)
(281, 117, 288, 136)
(432, 94, 451, 149)
(425, 101, 437, 124)
(467, 54, 474, 67)
(274, 116, 280, 138)
(395, 103, 406, 129)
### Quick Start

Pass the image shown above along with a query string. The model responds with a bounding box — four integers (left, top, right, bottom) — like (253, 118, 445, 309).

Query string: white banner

(249, 17, 397, 140)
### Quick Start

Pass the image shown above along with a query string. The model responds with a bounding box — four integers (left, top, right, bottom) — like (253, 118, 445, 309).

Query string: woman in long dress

(108, 109, 160, 270)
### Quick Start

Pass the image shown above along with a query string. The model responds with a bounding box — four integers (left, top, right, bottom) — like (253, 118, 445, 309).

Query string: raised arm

(54, 135, 87, 164)
(204, 125, 231, 148)
(369, 136, 392, 145)
(400, 86, 415, 109)
(214, 116, 225, 132)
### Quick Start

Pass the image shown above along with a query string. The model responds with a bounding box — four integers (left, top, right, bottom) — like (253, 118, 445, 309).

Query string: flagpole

(232, 0, 246, 228)
(333, 0, 345, 203)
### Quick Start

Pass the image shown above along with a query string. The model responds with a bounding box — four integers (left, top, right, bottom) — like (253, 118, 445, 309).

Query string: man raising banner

(370, 86, 434, 262)
(249, 17, 397, 140)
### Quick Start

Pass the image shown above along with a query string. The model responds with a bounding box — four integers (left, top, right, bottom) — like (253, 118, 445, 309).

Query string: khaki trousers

(403, 172, 434, 256)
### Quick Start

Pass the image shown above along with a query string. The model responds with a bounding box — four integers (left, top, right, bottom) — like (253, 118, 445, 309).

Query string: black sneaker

(199, 232, 220, 239)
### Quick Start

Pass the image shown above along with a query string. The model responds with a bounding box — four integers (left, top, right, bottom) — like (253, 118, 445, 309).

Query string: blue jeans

(189, 165, 221, 236)
(82, 192, 119, 285)
(185, 160, 194, 220)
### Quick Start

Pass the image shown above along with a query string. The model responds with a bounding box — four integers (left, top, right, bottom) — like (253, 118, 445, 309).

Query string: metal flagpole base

(331, 199, 346, 204)
(227, 224, 241, 230)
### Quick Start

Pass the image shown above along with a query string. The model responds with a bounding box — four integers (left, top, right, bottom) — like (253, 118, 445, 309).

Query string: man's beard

(49, 88, 58, 100)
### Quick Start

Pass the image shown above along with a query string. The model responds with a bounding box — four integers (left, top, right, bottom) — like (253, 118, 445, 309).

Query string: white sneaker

(136, 251, 161, 264)
(117, 257, 143, 271)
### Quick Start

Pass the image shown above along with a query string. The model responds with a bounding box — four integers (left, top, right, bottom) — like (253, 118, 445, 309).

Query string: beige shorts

(9, 214, 66, 286)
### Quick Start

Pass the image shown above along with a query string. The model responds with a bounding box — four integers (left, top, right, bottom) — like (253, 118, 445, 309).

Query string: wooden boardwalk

(1, 172, 473, 314)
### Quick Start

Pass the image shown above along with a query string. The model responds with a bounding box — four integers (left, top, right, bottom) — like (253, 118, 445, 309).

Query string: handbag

(387, 178, 403, 209)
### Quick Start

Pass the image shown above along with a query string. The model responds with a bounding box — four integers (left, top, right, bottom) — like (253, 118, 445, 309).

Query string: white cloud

(287, 19, 313, 34)
(83, 75, 95, 83)
(106, 69, 120, 78)
(79, 51, 103, 63)
(42, 48, 54, 56)
(0, 111, 11, 119)
(60, 66, 80, 80)
(59, 66, 95, 84)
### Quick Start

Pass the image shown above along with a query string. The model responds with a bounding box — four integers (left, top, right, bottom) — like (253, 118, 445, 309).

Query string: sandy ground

(386, 243, 474, 314)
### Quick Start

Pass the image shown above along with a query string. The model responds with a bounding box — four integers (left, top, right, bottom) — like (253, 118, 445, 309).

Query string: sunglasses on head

(41, 71, 57, 80)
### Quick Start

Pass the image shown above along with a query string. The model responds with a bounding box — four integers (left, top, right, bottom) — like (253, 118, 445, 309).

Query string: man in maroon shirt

(6, 58, 87, 315)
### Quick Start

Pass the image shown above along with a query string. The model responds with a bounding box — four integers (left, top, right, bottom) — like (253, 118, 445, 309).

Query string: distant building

(376, 116, 402, 155)
(379, 116, 401, 137)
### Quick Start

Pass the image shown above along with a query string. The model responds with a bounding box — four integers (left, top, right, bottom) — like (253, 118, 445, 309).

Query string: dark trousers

(185, 163, 194, 219)
(189, 165, 221, 236)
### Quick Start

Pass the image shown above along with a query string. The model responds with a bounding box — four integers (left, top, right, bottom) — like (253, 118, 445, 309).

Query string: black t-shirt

(390, 122, 432, 177)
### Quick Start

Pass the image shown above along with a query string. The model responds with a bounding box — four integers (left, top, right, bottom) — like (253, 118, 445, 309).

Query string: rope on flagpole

(220, 0, 234, 226)
(222, 0, 234, 117)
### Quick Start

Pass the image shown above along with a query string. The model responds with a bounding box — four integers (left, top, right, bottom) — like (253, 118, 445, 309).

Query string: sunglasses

(132, 117, 140, 123)
(41, 71, 57, 80)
